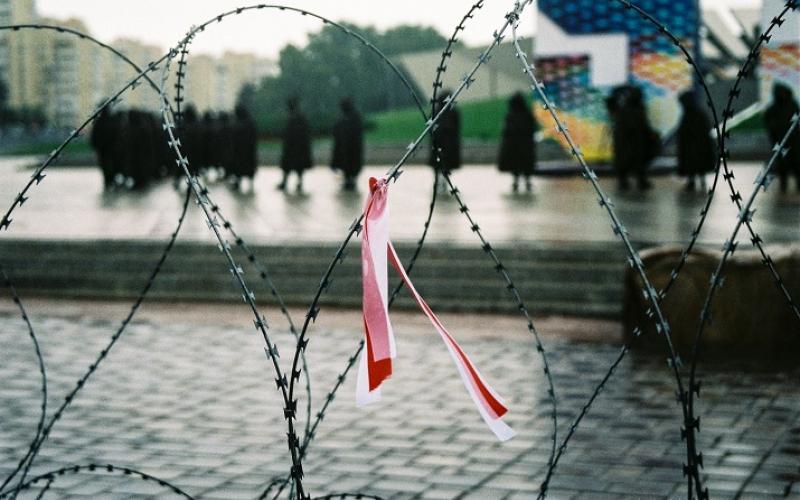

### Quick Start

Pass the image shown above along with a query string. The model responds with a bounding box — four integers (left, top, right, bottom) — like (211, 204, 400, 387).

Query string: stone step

(1, 238, 627, 263)
(5, 256, 620, 281)
(6, 272, 619, 301)
(0, 239, 625, 317)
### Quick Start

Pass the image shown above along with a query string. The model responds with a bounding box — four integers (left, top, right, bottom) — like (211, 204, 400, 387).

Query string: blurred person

(764, 83, 800, 193)
(144, 112, 169, 180)
(497, 92, 537, 193)
(676, 91, 715, 192)
(330, 98, 364, 191)
(127, 109, 157, 189)
(233, 105, 258, 191)
(153, 111, 174, 179)
(173, 104, 203, 187)
(429, 90, 461, 193)
(201, 111, 220, 177)
(90, 105, 118, 189)
(606, 85, 660, 191)
(216, 112, 235, 181)
(278, 97, 312, 192)
(222, 115, 240, 184)
(110, 111, 131, 188)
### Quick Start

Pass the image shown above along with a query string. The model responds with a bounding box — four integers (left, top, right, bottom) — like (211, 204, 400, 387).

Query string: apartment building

(0, 0, 275, 127)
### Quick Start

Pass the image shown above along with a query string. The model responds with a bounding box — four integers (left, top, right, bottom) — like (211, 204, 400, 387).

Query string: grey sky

(36, 0, 761, 59)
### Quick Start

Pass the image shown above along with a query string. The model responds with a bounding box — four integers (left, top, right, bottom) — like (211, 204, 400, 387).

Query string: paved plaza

(1, 158, 799, 246)
(0, 300, 799, 499)
(1, 158, 800, 498)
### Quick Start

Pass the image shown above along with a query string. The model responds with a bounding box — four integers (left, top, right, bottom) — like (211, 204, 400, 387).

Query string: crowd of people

(605, 85, 662, 191)
(89, 84, 800, 196)
(89, 104, 258, 191)
(490, 84, 798, 195)
(275, 97, 363, 193)
(428, 87, 712, 195)
(765, 83, 800, 193)
(90, 107, 169, 190)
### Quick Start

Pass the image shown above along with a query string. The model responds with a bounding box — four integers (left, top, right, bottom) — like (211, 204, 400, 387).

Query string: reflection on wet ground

(1, 159, 798, 246)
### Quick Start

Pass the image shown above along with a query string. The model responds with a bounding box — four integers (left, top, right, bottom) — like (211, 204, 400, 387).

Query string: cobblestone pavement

(1, 303, 799, 499)
(2, 158, 800, 246)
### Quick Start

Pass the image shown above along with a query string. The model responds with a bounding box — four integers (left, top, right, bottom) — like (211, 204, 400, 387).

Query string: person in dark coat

(232, 105, 258, 191)
(331, 98, 364, 191)
(606, 85, 659, 191)
(676, 91, 715, 191)
(111, 111, 130, 188)
(498, 92, 537, 192)
(90, 105, 118, 189)
(172, 104, 203, 187)
(152, 111, 173, 180)
(127, 109, 157, 189)
(278, 97, 312, 192)
(201, 111, 219, 176)
(429, 90, 461, 192)
(213, 112, 233, 180)
(764, 83, 800, 193)
(144, 112, 169, 180)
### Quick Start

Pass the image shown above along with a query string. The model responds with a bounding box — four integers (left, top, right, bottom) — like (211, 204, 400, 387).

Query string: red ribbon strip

(358, 177, 514, 441)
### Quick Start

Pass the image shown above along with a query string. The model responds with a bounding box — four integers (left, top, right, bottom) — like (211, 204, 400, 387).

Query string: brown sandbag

(623, 245, 800, 356)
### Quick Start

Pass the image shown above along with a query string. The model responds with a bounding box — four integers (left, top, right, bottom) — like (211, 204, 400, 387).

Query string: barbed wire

(260, 4, 497, 498)
(515, 1, 730, 496)
(158, 6, 448, 498)
(685, 4, 800, 499)
(312, 495, 385, 500)
(168, 22, 314, 450)
(273, 3, 567, 498)
(0, 463, 196, 499)
(174, 43, 190, 130)
(0, 265, 46, 496)
(684, 79, 800, 500)
(505, 2, 711, 496)
(31, 476, 51, 500)
(0, 24, 196, 499)
(1, 2, 798, 499)
(0, 188, 193, 500)
(388, 0, 486, 309)
(298, 0, 485, 469)
(167, 7, 443, 474)
(159, 58, 312, 500)
(514, 2, 800, 498)
(0, 22, 179, 245)
(713, 1, 800, 324)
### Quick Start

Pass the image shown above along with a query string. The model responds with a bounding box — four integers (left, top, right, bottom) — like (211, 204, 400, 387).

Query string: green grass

(729, 110, 765, 134)
(366, 96, 771, 141)
(4, 139, 93, 155)
(365, 97, 509, 142)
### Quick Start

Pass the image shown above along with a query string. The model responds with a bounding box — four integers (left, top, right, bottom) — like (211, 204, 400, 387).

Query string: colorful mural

(535, 0, 699, 162)
(760, 0, 800, 105)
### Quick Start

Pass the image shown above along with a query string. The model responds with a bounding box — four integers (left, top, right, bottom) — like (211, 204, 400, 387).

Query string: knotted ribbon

(357, 176, 515, 441)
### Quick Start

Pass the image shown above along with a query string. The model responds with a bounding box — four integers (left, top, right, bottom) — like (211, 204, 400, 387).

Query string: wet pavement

(2, 157, 800, 499)
(0, 301, 799, 499)
(1, 157, 799, 246)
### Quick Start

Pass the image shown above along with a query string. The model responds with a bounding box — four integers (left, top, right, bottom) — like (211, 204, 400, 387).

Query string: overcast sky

(36, 0, 762, 59)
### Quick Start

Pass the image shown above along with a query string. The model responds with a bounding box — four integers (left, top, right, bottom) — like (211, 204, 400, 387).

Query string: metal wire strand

(506, 2, 700, 495)
(0, 24, 190, 497)
(0, 464, 196, 500)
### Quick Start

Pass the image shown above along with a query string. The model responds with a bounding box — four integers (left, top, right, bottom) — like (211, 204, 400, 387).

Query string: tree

(0, 78, 12, 126)
(241, 23, 446, 137)
(380, 25, 449, 56)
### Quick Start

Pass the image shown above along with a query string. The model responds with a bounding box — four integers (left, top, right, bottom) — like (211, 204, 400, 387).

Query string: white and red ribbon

(357, 177, 515, 441)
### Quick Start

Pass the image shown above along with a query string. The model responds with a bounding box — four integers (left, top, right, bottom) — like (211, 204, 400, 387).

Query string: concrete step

(0, 239, 626, 317)
(0, 238, 626, 261)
